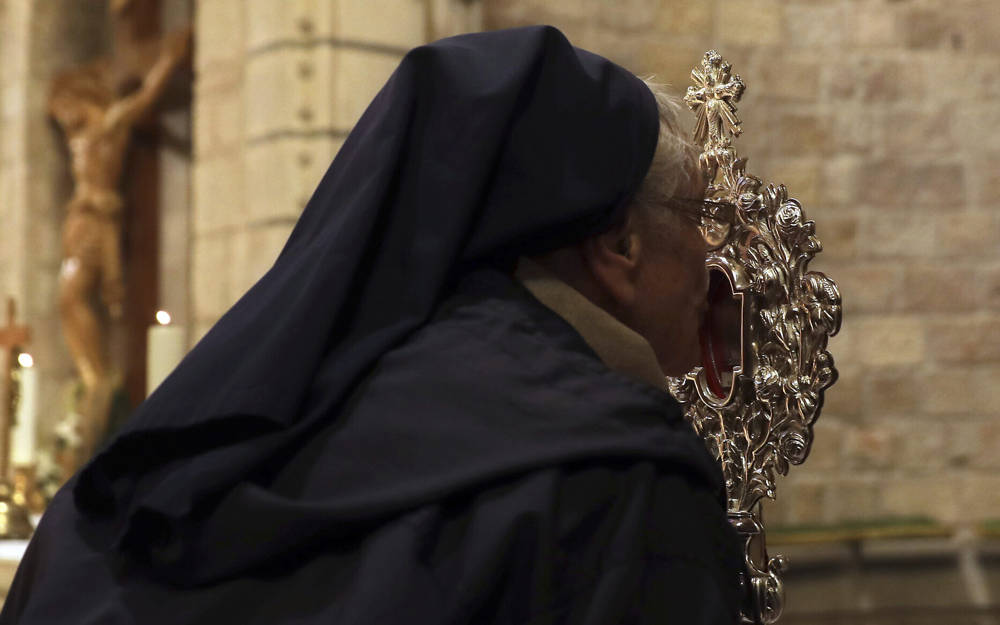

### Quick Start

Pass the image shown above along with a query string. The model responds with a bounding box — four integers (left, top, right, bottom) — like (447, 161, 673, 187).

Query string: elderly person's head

(533, 80, 714, 376)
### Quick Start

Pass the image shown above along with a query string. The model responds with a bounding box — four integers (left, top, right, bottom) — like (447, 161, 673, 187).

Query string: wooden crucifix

(48, 0, 191, 470)
(0, 298, 32, 479)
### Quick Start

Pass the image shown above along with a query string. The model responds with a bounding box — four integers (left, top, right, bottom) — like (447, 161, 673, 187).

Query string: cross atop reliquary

(684, 50, 746, 150)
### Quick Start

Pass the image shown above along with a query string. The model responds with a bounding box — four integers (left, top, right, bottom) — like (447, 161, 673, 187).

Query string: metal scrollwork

(669, 51, 842, 624)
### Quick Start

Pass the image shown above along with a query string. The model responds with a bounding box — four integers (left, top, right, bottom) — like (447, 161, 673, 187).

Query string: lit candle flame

(17, 353, 34, 368)
(155, 310, 172, 326)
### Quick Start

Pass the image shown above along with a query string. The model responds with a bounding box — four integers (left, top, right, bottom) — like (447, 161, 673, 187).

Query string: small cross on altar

(0, 298, 31, 477)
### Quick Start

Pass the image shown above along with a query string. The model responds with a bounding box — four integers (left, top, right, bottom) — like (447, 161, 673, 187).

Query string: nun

(2, 25, 742, 624)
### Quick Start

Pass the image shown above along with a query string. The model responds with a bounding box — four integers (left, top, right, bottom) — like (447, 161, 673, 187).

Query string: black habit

(1, 26, 743, 624)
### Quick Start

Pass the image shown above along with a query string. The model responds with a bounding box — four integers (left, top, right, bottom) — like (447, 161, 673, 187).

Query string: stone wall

(190, 0, 481, 344)
(485, 0, 1000, 527)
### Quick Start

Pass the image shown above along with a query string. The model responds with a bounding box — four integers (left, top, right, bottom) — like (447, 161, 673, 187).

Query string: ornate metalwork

(669, 51, 842, 625)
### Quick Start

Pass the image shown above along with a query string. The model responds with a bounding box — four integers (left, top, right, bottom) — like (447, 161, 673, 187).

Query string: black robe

(3, 270, 742, 623)
(2, 26, 743, 624)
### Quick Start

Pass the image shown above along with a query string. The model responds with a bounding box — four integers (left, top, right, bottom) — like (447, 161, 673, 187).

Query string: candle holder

(0, 479, 32, 539)
(12, 464, 45, 515)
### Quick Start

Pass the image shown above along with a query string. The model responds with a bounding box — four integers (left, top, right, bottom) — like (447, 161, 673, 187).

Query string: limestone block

(924, 55, 1000, 104)
(863, 368, 921, 419)
(297, 136, 345, 206)
(946, 421, 981, 469)
(898, 420, 950, 472)
(858, 212, 935, 259)
(981, 155, 1000, 205)
(339, 0, 426, 48)
(654, 0, 711, 37)
(902, 264, 980, 313)
(956, 104, 1000, 152)
(981, 265, 1000, 311)
(830, 108, 883, 152)
(595, 0, 659, 32)
(843, 423, 898, 471)
(848, 2, 901, 48)
(0, 129, 26, 178)
(821, 155, 861, 208)
(194, 88, 243, 158)
(26, 269, 58, 324)
(920, 366, 1000, 417)
(246, 1, 297, 48)
(718, 0, 783, 47)
(856, 56, 925, 104)
(821, 365, 862, 420)
(245, 135, 342, 226)
(635, 41, 703, 87)
(248, 0, 424, 50)
(832, 262, 902, 315)
(926, 317, 1000, 364)
(885, 107, 956, 155)
(196, 0, 245, 68)
(961, 474, 1000, 520)
(238, 222, 296, 295)
(547, 24, 644, 73)
(784, 3, 845, 48)
(332, 48, 404, 131)
(858, 160, 965, 208)
(306, 43, 339, 133)
(972, 421, 1000, 471)
(0, 2, 31, 73)
(191, 231, 236, 320)
(1, 81, 26, 121)
(804, 418, 844, 472)
(783, 477, 829, 524)
(937, 212, 999, 259)
(245, 42, 392, 139)
(212, 87, 246, 153)
(761, 156, 821, 206)
(973, 366, 1000, 414)
(245, 47, 299, 139)
(830, 477, 883, 521)
(428, 0, 483, 41)
(245, 139, 299, 225)
(485, 0, 656, 31)
(193, 154, 243, 234)
(901, 7, 958, 50)
(756, 55, 821, 102)
(881, 476, 959, 522)
(770, 112, 831, 155)
(851, 316, 926, 367)
(760, 497, 791, 527)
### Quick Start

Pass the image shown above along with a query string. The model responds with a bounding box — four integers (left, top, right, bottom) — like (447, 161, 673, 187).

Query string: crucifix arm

(104, 27, 191, 133)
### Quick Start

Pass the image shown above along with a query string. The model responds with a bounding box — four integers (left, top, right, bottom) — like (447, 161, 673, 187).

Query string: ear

(580, 213, 642, 310)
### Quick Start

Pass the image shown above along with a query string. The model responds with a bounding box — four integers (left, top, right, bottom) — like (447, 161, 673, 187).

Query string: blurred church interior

(0, 1, 998, 622)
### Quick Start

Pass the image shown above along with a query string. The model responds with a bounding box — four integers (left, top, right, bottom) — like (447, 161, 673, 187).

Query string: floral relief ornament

(669, 50, 842, 625)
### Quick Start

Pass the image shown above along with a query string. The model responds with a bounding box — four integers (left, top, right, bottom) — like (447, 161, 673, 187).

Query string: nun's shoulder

(377, 268, 678, 417)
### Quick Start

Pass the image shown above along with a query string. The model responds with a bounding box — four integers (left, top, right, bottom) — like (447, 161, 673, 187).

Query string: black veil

(74, 25, 661, 582)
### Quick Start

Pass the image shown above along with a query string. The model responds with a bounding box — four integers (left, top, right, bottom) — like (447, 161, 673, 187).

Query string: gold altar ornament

(668, 51, 842, 625)
(0, 301, 34, 539)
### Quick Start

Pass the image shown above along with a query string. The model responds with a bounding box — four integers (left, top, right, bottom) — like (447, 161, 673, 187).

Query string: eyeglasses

(666, 198, 736, 250)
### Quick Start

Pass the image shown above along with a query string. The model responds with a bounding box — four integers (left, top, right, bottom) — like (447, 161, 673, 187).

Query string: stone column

(191, 0, 482, 343)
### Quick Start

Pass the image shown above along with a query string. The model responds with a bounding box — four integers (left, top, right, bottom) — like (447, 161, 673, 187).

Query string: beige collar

(515, 258, 667, 390)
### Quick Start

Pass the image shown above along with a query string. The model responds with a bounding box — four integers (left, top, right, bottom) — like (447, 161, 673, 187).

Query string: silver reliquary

(668, 51, 843, 625)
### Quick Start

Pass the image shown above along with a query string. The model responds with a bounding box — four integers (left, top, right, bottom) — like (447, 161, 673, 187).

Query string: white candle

(146, 311, 186, 397)
(12, 353, 38, 466)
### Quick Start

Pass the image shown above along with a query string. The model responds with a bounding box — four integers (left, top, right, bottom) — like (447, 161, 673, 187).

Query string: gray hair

(628, 79, 701, 224)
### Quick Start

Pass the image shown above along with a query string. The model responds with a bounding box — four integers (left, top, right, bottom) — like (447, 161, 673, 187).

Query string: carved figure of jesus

(48, 27, 190, 464)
